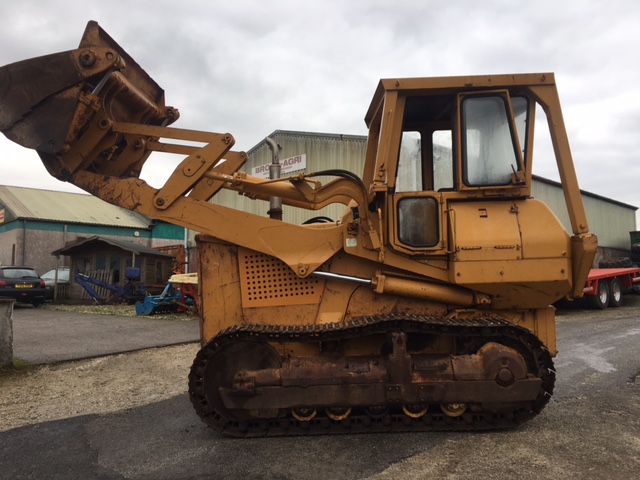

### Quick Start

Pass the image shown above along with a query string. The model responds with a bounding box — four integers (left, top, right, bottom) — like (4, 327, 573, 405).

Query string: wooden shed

(52, 236, 175, 301)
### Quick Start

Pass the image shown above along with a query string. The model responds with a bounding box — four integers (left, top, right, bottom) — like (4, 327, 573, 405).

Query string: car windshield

(1, 268, 39, 279)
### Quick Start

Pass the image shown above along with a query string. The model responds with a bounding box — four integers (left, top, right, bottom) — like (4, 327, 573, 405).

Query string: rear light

(0, 280, 6, 287)
(39, 280, 46, 287)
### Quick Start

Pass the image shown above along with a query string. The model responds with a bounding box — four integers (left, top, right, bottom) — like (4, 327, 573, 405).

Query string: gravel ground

(0, 343, 199, 432)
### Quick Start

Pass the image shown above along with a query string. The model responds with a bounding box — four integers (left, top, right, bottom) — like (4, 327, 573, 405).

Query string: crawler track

(188, 314, 555, 437)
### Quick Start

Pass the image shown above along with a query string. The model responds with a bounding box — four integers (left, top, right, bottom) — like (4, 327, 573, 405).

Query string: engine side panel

(450, 199, 572, 308)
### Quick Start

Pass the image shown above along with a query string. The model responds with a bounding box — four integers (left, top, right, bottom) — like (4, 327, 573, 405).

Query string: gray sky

(1, 0, 639, 221)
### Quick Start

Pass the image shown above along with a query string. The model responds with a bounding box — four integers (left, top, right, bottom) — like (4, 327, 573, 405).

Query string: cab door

(388, 92, 530, 259)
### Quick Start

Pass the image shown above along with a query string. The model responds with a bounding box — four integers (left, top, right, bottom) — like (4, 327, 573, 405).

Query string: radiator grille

(239, 250, 324, 307)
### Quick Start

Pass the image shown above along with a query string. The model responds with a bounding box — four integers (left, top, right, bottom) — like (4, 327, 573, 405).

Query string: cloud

(0, 0, 639, 220)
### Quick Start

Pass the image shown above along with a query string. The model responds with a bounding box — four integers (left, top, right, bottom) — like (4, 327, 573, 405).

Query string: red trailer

(583, 268, 640, 309)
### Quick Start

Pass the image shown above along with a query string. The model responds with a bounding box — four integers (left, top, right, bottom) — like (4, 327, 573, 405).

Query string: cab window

(397, 197, 438, 247)
(395, 94, 455, 194)
(462, 96, 521, 186)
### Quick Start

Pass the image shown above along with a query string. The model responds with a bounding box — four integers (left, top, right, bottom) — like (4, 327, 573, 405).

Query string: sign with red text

(252, 154, 307, 179)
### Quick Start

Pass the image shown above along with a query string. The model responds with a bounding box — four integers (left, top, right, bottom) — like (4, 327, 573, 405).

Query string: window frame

(457, 91, 526, 192)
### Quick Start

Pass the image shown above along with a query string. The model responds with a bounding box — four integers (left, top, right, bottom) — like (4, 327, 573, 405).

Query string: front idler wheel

(198, 341, 282, 423)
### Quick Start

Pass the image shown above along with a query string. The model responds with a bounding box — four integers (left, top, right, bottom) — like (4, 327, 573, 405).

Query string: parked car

(0, 266, 47, 306)
(41, 267, 71, 300)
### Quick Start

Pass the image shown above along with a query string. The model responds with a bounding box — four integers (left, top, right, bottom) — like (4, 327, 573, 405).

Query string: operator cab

(363, 77, 534, 256)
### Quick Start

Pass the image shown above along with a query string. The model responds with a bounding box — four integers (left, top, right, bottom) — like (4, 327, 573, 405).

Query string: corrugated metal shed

(212, 130, 367, 225)
(531, 176, 637, 250)
(0, 185, 151, 229)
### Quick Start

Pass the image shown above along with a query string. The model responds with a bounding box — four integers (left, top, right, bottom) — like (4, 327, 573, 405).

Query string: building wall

(0, 219, 184, 276)
(150, 221, 186, 242)
(0, 227, 21, 267)
(531, 179, 636, 251)
(212, 131, 367, 226)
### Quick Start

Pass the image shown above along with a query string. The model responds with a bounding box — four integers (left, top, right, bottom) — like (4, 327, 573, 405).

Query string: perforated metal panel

(239, 248, 324, 308)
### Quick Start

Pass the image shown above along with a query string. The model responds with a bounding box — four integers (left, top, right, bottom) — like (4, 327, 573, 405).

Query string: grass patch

(0, 358, 35, 379)
(43, 303, 138, 316)
(11, 358, 30, 369)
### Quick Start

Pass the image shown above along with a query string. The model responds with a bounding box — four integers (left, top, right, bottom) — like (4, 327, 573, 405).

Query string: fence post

(0, 299, 14, 368)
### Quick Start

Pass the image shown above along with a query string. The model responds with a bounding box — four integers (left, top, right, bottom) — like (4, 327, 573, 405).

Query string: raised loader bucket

(0, 20, 178, 178)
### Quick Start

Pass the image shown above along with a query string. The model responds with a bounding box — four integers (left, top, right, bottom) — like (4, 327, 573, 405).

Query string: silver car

(41, 267, 71, 300)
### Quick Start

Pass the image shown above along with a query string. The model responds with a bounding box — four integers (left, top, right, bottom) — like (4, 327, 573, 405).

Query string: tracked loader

(0, 21, 597, 436)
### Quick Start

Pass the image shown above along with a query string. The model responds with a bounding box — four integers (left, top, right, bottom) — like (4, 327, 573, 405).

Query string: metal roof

(0, 185, 152, 229)
(246, 130, 367, 155)
(51, 236, 173, 257)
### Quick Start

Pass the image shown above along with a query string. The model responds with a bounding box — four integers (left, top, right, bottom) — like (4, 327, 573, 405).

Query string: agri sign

(252, 154, 307, 179)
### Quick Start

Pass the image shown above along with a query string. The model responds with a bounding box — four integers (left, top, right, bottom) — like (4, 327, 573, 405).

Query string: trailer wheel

(609, 278, 623, 307)
(591, 280, 610, 309)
